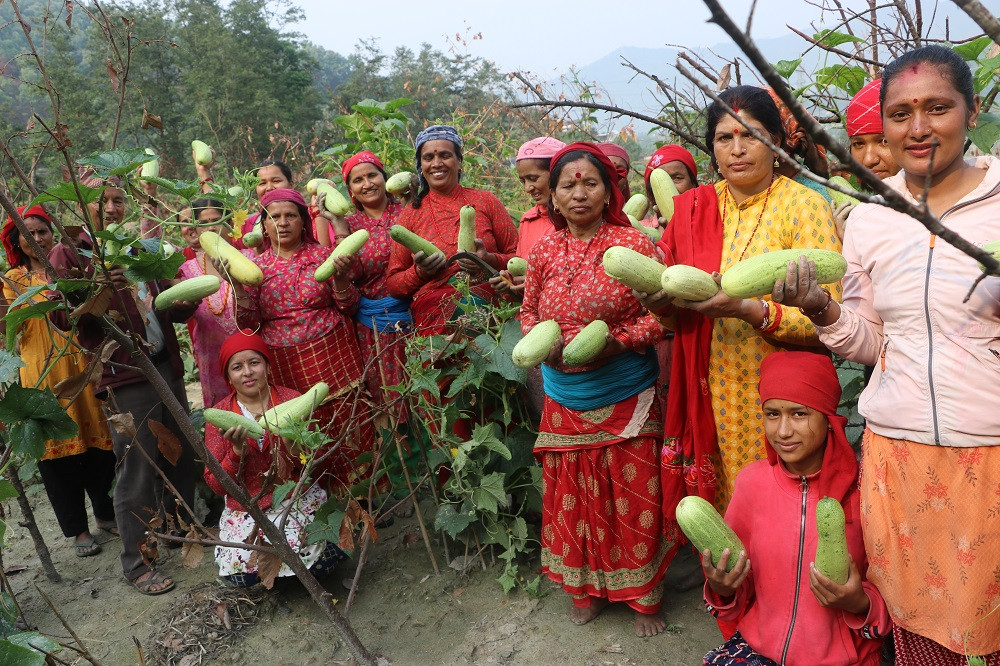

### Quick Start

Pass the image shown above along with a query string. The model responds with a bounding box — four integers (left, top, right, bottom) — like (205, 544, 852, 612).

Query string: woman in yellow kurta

(1, 206, 115, 557)
(643, 86, 842, 516)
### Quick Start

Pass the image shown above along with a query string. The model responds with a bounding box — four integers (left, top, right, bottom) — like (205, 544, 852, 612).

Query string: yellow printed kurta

(2, 268, 112, 460)
(709, 176, 841, 510)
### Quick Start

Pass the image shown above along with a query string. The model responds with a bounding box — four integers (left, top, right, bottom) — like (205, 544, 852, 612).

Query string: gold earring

(774, 156, 780, 167)
(970, 122, 978, 129)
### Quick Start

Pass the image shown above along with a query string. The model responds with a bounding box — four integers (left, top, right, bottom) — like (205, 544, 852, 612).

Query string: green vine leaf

(77, 147, 155, 177)
(0, 350, 26, 384)
(434, 503, 476, 538)
(0, 385, 79, 460)
(969, 113, 1000, 154)
(4, 301, 63, 351)
(773, 58, 802, 79)
(813, 29, 865, 48)
(952, 36, 992, 61)
(27, 182, 103, 209)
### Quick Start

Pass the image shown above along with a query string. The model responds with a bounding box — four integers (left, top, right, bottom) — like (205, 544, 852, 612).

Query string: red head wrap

(218, 329, 274, 382)
(765, 88, 828, 163)
(643, 144, 698, 188)
(596, 142, 631, 179)
(547, 142, 631, 230)
(757, 352, 858, 507)
(2, 205, 54, 268)
(258, 187, 315, 249)
(341, 151, 385, 184)
(846, 79, 883, 137)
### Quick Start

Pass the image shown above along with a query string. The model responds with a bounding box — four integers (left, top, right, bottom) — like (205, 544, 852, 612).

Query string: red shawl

(656, 184, 722, 518)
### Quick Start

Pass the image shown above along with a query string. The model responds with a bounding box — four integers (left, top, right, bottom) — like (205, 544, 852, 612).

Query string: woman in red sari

(385, 125, 519, 335)
(521, 142, 677, 637)
(232, 188, 377, 492)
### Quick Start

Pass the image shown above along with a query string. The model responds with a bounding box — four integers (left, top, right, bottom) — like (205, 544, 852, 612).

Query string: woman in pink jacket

(778, 45, 1000, 664)
(701, 352, 890, 666)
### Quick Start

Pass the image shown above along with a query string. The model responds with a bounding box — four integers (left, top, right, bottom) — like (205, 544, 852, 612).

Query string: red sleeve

(203, 421, 243, 498)
(608, 232, 666, 348)
(704, 468, 756, 619)
(480, 193, 518, 268)
(521, 239, 549, 333)
(385, 205, 425, 298)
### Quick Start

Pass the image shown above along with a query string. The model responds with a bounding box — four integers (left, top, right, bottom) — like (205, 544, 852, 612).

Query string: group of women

(1, 41, 996, 664)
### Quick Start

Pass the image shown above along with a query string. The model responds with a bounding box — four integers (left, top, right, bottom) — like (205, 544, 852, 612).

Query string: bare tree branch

(952, 0, 1000, 44)
(787, 24, 886, 66)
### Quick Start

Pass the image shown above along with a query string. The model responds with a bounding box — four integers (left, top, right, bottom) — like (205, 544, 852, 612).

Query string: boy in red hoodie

(701, 352, 891, 665)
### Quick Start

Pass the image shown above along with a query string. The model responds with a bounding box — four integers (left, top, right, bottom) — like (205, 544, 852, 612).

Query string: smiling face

(713, 112, 777, 195)
(849, 133, 899, 180)
(262, 200, 304, 253)
(551, 157, 608, 230)
(17, 216, 54, 265)
(226, 349, 269, 400)
(255, 165, 292, 200)
(347, 162, 388, 210)
(516, 159, 551, 205)
(419, 139, 461, 194)
(86, 186, 127, 231)
(882, 63, 979, 179)
(762, 398, 829, 476)
(195, 206, 223, 236)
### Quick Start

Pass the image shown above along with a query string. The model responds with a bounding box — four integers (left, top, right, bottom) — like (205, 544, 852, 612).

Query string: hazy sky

(289, 0, 831, 74)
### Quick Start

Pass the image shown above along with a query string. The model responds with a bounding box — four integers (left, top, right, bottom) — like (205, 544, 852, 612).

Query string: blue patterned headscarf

(412, 125, 464, 208)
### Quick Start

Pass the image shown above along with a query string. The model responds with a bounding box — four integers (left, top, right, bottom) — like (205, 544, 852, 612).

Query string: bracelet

(800, 288, 833, 319)
(756, 299, 770, 331)
(334, 285, 353, 298)
(199, 177, 214, 185)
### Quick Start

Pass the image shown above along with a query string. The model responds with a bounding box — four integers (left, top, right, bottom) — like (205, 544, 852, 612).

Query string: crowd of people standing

(0, 44, 997, 664)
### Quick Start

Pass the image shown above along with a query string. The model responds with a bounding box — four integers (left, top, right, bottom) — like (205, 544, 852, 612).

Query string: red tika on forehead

(732, 104, 740, 113)
(575, 172, 581, 178)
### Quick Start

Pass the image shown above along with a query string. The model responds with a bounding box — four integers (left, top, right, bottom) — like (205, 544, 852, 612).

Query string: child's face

(762, 398, 829, 476)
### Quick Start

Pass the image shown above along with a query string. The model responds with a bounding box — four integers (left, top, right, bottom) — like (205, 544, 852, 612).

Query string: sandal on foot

(96, 520, 119, 536)
(129, 570, 175, 596)
(75, 537, 102, 558)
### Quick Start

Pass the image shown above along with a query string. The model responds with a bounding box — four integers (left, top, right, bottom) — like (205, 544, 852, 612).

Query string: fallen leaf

(255, 551, 282, 589)
(99, 339, 120, 363)
(4, 565, 27, 575)
(402, 530, 420, 546)
(107, 412, 136, 437)
(452, 588, 465, 596)
(106, 58, 120, 92)
(149, 419, 181, 466)
(214, 602, 231, 630)
(141, 111, 163, 130)
(138, 535, 158, 567)
(70, 285, 112, 319)
(338, 499, 362, 553)
(181, 530, 203, 569)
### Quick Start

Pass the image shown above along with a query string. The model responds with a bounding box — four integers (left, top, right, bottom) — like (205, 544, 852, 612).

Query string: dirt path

(3, 485, 722, 665)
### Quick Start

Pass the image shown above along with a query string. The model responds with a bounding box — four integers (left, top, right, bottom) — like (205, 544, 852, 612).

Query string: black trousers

(36, 448, 117, 538)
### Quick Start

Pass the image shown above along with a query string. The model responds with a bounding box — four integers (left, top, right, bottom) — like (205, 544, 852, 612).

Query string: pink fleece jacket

(704, 460, 891, 666)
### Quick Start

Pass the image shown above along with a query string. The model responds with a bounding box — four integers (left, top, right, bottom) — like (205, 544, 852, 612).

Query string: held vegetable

(306, 178, 333, 195)
(506, 257, 528, 277)
(203, 408, 265, 440)
(191, 140, 213, 166)
(827, 176, 861, 207)
(154, 275, 221, 310)
(630, 217, 663, 242)
(200, 231, 264, 286)
(258, 382, 330, 433)
(720, 249, 847, 299)
(660, 265, 719, 302)
(140, 148, 159, 179)
(511, 320, 562, 368)
(386, 172, 416, 195)
(101, 222, 125, 263)
(242, 220, 264, 249)
(602, 246, 666, 294)
(316, 182, 353, 217)
(623, 193, 650, 220)
(314, 229, 370, 281)
(561, 320, 609, 367)
(815, 497, 850, 585)
(649, 168, 679, 222)
(675, 495, 746, 572)
(389, 225, 443, 258)
(458, 205, 477, 252)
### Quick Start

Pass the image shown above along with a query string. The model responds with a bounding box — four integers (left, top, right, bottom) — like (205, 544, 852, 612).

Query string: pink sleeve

(483, 194, 518, 266)
(521, 242, 545, 332)
(703, 570, 755, 621)
(385, 207, 425, 298)
(843, 581, 894, 640)
(815, 223, 885, 366)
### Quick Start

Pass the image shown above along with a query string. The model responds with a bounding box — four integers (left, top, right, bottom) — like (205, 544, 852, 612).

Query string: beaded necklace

(722, 175, 776, 262)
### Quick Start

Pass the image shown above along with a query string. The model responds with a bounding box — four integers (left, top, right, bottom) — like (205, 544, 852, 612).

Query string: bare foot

(634, 611, 668, 637)
(569, 597, 609, 625)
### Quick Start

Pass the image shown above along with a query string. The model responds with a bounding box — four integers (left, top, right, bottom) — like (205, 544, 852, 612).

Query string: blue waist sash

(354, 296, 412, 333)
(541, 350, 659, 411)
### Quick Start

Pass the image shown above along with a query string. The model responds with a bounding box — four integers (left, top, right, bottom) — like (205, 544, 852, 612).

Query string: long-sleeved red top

(704, 460, 892, 665)
(203, 385, 301, 512)
(236, 242, 359, 348)
(521, 222, 665, 372)
(385, 185, 518, 301)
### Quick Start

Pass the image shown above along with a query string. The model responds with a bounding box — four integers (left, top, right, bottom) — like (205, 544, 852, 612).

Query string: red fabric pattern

(385, 185, 518, 305)
(893, 627, 1000, 666)
(203, 385, 301, 511)
(656, 184, 722, 518)
(644, 144, 698, 187)
(236, 242, 359, 347)
(847, 79, 883, 137)
(521, 223, 665, 369)
(343, 202, 402, 299)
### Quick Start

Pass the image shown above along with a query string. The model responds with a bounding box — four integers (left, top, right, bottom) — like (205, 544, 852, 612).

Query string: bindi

(575, 172, 582, 179)
(733, 128, 740, 135)
(913, 98, 919, 104)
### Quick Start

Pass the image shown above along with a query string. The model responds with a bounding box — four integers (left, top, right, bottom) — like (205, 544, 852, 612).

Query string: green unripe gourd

(720, 249, 847, 299)
(561, 320, 609, 367)
(623, 193, 650, 220)
(602, 246, 666, 294)
(815, 497, 850, 585)
(506, 257, 528, 277)
(154, 275, 221, 310)
(649, 168, 679, 222)
(191, 140, 213, 166)
(203, 408, 265, 440)
(676, 495, 746, 572)
(389, 225, 443, 258)
(314, 229, 370, 282)
(660, 265, 719, 302)
(457, 205, 477, 253)
(511, 320, 561, 368)
(258, 382, 330, 434)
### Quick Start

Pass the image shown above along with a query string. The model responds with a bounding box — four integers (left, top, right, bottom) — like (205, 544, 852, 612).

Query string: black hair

(6, 212, 53, 268)
(880, 45, 975, 112)
(518, 157, 554, 172)
(412, 141, 464, 210)
(344, 162, 392, 210)
(546, 149, 612, 220)
(190, 197, 227, 222)
(256, 159, 293, 184)
(704, 86, 785, 171)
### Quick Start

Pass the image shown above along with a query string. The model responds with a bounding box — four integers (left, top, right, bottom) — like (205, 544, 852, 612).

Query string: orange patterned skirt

(535, 389, 679, 614)
(861, 428, 1000, 655)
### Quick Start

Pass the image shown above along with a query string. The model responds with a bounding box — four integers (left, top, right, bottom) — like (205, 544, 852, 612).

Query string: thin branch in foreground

(951, 0, 1000, 45)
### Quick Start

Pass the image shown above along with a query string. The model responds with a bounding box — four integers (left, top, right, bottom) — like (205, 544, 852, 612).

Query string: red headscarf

(758, 351, 858, 507)
(258, 187, 316, 249)
(218, 329, 274, 382)
(341, 151, 384, 184)
(2, 205, 54, 268)
(644, 145, 698, 188)
(547, 142, 630, 230)
(765, 88, 828, 163)
(596, 142, 630, 180)
(846, 79, 883, 137)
